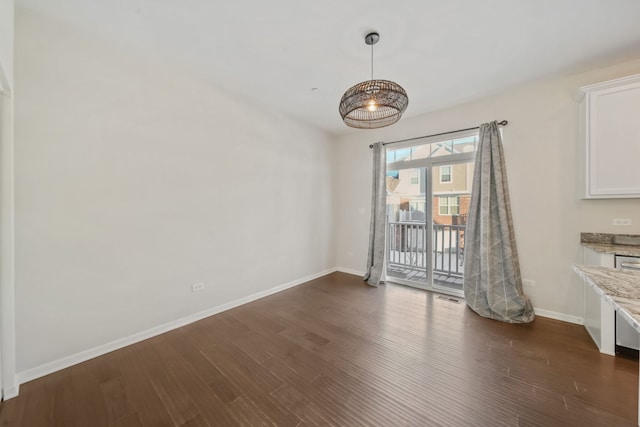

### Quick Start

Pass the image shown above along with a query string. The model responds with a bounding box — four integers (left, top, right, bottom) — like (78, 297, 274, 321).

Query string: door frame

(384, 130, 477, 297)
(0, 62, 18, 399)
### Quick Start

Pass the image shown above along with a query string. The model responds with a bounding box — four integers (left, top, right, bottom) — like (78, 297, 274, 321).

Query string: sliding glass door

(430, 163, 470, 295)
(386, 166, 429, 285)
(385, 132, 478, 297)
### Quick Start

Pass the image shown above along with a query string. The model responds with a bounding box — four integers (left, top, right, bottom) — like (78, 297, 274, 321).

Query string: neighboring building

(387, 139, 475, 227)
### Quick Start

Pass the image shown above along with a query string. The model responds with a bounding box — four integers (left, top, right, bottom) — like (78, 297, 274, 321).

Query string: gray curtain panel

(363, 142, 386, 287)
(463, 121, 534, 323)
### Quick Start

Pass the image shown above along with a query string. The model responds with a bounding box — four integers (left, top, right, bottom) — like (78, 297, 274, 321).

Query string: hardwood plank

(113, 341, 176, 427)
(50, 370, 78, 427)
(150, 368, 201, 426)
(270, 384, 332, 426)
(69, 360, 111, 427)
(100, 376, 136, 425)
(114, 412, 143, 427)
(179, 413, 211, 427)
(200, 343, 302, 426)
(261, 356, 366, 427)
(226, 396, 277, 427)
(0, 272, 636, 426)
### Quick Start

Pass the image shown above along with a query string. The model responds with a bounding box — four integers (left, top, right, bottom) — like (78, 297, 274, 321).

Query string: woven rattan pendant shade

(339, 32, 408, 129)
(339, 79, 408, 129)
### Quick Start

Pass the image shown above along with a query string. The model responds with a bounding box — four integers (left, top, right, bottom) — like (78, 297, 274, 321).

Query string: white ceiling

(17, 0, 640, 135)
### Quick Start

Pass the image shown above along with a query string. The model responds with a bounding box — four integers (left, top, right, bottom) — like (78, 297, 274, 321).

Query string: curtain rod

(368, 120, 508, 149)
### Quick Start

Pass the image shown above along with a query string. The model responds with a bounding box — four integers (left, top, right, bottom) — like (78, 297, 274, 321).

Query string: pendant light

(339, 32, 409, 129)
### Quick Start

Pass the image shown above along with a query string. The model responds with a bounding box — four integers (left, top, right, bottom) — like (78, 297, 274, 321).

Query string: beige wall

(14, 8, 335, 374)
(334, 58, 640, 320)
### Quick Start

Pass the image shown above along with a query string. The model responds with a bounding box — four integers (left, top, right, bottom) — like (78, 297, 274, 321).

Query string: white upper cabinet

(579, 74, 640, 198)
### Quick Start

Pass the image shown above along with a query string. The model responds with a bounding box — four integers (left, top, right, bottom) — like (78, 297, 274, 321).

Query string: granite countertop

(573, 265, 640, 333)
(581, 242, 640, 257)
(580, 232, 640, 257)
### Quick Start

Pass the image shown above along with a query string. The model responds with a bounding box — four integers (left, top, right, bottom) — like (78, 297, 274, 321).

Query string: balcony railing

(387, 221, 465, 279)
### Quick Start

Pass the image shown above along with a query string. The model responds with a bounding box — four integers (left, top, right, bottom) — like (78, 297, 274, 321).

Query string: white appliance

(615, 255, 640, 351)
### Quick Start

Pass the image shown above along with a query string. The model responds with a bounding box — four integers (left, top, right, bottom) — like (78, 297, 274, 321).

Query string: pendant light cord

(370, 43, 374, 80)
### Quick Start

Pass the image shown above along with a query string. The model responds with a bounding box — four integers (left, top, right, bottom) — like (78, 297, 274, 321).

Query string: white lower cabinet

(582, 247, 615, 354)
(583, 281, 615, 355)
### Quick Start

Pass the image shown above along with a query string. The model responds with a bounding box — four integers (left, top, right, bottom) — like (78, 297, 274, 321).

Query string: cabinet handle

(620, 262, 640, 270)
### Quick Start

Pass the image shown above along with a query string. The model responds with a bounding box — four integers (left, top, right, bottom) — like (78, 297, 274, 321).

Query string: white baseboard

(335, 267, 365, 277)
(534, 308, 584, 325)
(16, 268, 337, 386)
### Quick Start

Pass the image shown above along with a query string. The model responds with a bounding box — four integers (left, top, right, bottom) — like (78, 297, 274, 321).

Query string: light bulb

(367, 99, 377, 112)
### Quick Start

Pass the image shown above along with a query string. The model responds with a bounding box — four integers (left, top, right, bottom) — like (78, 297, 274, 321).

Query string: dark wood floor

(1, 272, 637, 426)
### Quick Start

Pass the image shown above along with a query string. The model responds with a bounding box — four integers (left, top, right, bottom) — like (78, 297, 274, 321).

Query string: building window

(439, 165, 452, 183)
(439, 196, 460, 215)
(410, 171, 419, 185)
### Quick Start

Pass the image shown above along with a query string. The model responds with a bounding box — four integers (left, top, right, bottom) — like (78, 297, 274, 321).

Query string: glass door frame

(384, 130, 477, 297)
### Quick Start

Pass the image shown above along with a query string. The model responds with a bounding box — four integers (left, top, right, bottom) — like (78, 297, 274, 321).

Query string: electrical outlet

(522, 279, 535, 287)
(191, 282, 205, 292)
(613, 218, 632, 226)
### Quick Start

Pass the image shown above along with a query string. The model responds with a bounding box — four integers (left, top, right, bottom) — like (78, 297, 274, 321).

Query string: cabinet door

(581, 75, 640, 198)
(583, 247, 614, 267)
(581, 247, 616, 355)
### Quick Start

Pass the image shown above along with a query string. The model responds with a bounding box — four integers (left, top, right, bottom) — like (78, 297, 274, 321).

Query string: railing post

(448, 225, 453, 275)
(432, 224, 440, 270)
